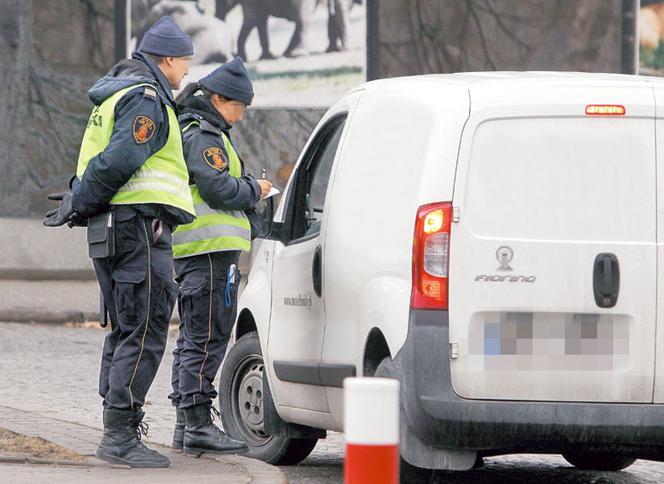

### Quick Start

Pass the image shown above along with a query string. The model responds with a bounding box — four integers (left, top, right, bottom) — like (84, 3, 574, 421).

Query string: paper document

(263, 187, 280, 199)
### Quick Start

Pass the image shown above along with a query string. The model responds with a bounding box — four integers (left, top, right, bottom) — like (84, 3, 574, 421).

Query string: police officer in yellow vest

(168, 58, 272, 455)
(44, 16, 195, 468)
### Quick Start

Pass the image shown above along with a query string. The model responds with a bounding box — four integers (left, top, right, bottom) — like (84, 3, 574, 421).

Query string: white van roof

(345, 71, 662, 123)
(355, 71, 664, 92)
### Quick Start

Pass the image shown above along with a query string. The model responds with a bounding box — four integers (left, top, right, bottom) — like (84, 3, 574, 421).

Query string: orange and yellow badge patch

(132, 115, 156, 144)
(203, 146, 227, 171)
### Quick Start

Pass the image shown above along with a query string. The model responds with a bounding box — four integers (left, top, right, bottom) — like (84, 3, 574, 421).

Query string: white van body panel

(241, 238, 275, 356)
(450, 79, 657, 402)
(260, 91, 362, 420)
(320, 80, 470, 426)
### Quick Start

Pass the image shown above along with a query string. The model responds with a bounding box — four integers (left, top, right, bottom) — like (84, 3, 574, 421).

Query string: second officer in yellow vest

(169, 58, 272, 455)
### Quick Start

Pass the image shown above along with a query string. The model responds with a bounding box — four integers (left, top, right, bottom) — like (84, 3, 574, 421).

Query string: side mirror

(250, 196, 275, 240)
(249, 195, 290, 244)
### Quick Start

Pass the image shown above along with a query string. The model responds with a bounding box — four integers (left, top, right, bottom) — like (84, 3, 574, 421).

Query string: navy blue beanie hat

(199, 57, 254, 106)
(138, 16, 194, 57)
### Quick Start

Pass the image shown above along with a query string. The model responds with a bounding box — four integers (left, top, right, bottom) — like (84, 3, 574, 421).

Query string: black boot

(172, 407, 185, 450)
(96, 408, 170, 468)
(183, 403, 248, 456)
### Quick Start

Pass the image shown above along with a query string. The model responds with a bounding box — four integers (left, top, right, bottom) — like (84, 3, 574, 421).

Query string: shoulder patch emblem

(132, 115, 156, 144)
(203, 146, 227, 171)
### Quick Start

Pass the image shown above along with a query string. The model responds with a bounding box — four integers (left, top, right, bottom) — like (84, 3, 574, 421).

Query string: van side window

(287, 115, 346, 242)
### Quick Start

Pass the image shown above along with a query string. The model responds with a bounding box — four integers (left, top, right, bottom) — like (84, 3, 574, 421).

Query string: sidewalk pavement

(0, 405, 287, 483)
(0, 322, 344, 483)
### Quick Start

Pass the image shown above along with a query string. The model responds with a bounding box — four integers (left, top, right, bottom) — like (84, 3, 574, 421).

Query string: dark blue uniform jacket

(174, 96, 262, 273)
(72, 52, 194, 227)
(178, 95, 261, 211)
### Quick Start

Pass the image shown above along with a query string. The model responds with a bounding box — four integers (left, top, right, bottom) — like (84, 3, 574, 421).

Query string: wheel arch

(236, 308, 258, 341)
(363, 327, 392, 376)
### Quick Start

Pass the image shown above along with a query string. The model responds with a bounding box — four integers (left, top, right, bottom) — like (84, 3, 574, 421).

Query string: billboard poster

(641, 0, 664, 74)
(129, 0, 366, 107)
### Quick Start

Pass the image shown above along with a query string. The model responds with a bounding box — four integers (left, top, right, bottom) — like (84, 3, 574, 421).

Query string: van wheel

(562, 452, 636, 471)
(219, 331, 318, 465)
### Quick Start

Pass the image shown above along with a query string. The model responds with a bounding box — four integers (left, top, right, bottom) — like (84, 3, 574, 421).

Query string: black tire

(562, 452, 636, 472)
(219, 331, 318, 465)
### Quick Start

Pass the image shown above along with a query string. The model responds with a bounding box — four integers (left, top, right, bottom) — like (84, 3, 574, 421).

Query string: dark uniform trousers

(169, 250, 240, 409)
(94, 207, 178, 410)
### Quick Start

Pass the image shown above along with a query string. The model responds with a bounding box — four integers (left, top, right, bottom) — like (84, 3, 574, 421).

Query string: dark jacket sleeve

(184, 130, 261, 211)
(72, 88, 167, 217)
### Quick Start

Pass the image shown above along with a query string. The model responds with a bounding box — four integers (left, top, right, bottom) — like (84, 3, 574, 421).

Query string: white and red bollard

(343, 377, 400, 484)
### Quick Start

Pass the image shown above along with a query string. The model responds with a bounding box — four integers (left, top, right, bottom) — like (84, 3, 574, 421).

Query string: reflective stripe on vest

(172, 122, 251, 258)
(76, 84, 195, 216)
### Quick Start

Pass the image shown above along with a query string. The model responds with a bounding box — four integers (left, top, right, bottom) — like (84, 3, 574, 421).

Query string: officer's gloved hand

(43, 192, 84, 228)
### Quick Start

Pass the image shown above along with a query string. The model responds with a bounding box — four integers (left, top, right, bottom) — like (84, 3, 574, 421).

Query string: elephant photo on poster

(129, 0, 366, 107)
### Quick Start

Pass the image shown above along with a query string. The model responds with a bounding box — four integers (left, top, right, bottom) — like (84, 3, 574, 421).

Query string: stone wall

(3, 0, 630, 218)
(233, 108, 326, 190)
(0, 0, 323, 218)
(0, 0, 115, 218)
(376, 0, 627, 78)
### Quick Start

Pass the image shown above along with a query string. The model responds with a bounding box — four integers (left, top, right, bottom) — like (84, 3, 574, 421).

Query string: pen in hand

(258, 169, 272, 199)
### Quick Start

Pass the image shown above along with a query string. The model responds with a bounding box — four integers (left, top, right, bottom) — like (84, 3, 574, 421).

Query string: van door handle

(593, 253, 619, 308)
(312, 245, 322, 298)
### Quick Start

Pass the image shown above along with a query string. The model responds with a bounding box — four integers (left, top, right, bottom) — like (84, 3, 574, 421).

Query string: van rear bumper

(392, 309, 664, 456)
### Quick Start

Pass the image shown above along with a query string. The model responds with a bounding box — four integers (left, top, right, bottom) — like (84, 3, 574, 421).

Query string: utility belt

(86, 207, 169, 259)
(87, 212, 115, 259)
(88, 207, 170, 328)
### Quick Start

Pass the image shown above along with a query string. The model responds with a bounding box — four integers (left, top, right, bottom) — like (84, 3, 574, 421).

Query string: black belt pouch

(87, 212, 115, 259)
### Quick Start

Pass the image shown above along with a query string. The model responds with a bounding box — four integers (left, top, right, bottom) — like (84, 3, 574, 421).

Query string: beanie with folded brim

(199, 57, 254, 106)
(138, 15, 194, 57)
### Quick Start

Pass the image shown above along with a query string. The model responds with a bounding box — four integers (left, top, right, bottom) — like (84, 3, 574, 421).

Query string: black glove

(43, 192, 85, 227)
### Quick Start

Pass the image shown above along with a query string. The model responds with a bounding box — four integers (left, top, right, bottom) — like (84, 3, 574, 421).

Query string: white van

(218, 72, 664, 474)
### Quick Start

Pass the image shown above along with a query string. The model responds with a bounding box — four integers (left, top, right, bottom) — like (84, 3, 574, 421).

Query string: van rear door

(449, 83, 656, 402)
(651, 86, 664, 403)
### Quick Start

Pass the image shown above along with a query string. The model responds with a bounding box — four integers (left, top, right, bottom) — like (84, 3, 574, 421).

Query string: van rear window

(463, 118, 655, 242)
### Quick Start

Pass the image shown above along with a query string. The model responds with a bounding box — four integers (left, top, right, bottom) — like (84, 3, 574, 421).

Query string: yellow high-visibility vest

(76, 84, 195, 216)
(172, 121, 251, 258)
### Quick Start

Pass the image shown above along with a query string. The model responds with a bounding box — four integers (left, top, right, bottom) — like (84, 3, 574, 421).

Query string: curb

(0, 313, 181, 325)
(0, 450, 286, 480)
(0, 406, 287, 482)
(204, 453, 289, 484)
(0, 269, 96, 281)
(0, 455, 111, 468)
(0, 310, 99, 324)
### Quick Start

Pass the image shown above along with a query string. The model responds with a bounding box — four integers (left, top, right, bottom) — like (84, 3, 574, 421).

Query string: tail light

(410, 202, 452, 311)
